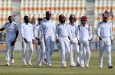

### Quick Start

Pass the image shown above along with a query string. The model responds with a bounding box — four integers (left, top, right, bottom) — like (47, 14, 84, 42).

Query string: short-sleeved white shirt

(3, 22, 18, 40)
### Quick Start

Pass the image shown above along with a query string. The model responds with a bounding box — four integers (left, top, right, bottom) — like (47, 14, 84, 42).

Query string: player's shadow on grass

(0, 64, 74, 69)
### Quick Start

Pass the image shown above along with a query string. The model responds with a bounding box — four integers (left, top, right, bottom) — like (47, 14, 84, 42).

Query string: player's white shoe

(99, 64, 103, 69)
(47, 64, 52, 67)
(99, 66, 102, 69)
(11, 58, 14, 64)
(23, 61, 27, 66)
(70, 62, 76, 67)
(80, 64, 85, 68)
(37, 62, 42, 66)
(38, 63, 42, 67)
(28, 61, 32, 65)
(6, 62, 10, 66)
(85, 64, 89, 68)
(62, 63, 67, 68)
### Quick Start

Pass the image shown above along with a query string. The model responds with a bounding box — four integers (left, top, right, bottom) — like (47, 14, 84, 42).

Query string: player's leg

(50, 37, 54, 56)
(41, 38, 47, 65)
(5, 40, 11, 66)
(84, 41, 91, 67)
(73, 42, 80, 66)
(70, 43, 75, 67)
(22, 40, 27, 65)
(59, 38, 66, 68)
(45, 36, 52, 67)
(28, 41, 33, 65)
(79, 42, 85, 67)
(106, 44, 113, 68)
(65, 37, 71, 67)
(99, 41, 105, 68)
(36, 44, 41, 65)
(11, 46, 15, 64)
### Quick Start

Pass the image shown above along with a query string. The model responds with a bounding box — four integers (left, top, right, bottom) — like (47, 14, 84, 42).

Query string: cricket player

(56, 14, 71, 68)
(42, 11, 55, 67)
(68, 14, 80, 67)
(34, 18, 46, 66)
(20, 16, 34, 66)
(97, 11, 113, 69)
(78, 16, 92, 68)
(0, 16, 19, 66)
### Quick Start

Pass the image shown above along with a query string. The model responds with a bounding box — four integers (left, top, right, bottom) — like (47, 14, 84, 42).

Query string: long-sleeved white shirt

(78, 24, 92, 41)
(42, 19, 55, 35)
(2, 22, 18, 40)
(68, 23, 79, 40)
(97, 21, 113, 40)
(34, 23, 43, 39)
(21, 23, 34, 42)
(56, 23, 71, 39)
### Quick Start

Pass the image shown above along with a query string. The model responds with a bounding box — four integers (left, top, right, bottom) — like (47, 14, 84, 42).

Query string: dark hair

(8, 16, 12, 20)
(38, 18, 43, 21)
(24, 16, 29, 20)
(46, 11, 51, 15)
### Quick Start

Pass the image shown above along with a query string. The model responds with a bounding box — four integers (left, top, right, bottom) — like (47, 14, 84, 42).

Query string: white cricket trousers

(5, 39, 15, 64)
(79, 40, 91, 67)
(58, 37, 70, 64)
(99, 37, 112, 67)
(70, 37, 80, 65)
(44, 35, 54, 65)
(22, 40, 33, 64)
(36, 38, 46, 64)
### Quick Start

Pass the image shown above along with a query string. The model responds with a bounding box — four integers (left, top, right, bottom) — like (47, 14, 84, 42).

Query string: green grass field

(0, 50, 115, 75)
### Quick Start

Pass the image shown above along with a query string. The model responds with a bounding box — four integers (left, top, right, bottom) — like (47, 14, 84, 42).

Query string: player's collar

(81, 24, 88, 27)
(69, 22, 75, 26)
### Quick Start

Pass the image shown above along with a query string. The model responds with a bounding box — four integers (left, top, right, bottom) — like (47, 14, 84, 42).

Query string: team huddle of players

(0, 10, 113, 69)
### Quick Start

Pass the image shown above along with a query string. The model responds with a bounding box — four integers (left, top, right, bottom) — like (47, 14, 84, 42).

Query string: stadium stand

(0, 0, 12, 25)
(20, 0, 86, 23)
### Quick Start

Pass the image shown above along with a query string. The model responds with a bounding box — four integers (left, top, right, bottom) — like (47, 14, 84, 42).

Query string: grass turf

(0, 50, 115, 75)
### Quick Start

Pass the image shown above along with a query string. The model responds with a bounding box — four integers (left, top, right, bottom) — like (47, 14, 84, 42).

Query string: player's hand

(78, 40, 80, 45)
(11, 41, 16, 46)
(23, 38, 28, 43)
(37, 38, 41, 45)
(35, 37, 41, 45)
(89, 39, 92, 41)
(111, 40, 113, 45)
(99, 37, 102, 40)
(35, 37, 39, 40)
(32, 39, 35, 44)
(56, 39, 59, 43)
(70, 40, 73, 44)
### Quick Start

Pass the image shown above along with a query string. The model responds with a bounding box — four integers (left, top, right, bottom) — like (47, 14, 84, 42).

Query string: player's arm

(11, 24, 19, 46)
(35, 25, 41, 45)
(76, 25, 80, 45)
(0, 23, 7, 31)
(21, 24, 28, 43)
(11, 30, 19, 46)
(97, 23, 101, 40)
(56, 25, 59, 43)
(68, 26, 72, 40)
(110, 23, 113, 44)
(68, 25, 73, 43)
(89, 25, 93, 41)
(14, 30, 19, 41)
(0, 28, 5, 31)
(31, 25, 35, 44)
